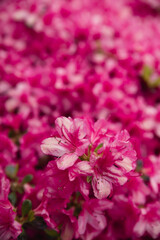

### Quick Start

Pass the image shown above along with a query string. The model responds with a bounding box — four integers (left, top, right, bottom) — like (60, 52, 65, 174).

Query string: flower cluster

(41, 117, 137, 199)
(1, 0, 160, 239)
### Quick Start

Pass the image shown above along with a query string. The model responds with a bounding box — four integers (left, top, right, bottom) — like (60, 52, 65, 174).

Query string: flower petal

(55, 117, 72, 141)
(78, 210, 88, 235)
(92, 174, 112, 199)
(88, 212, 107, 231)
(69, 161, 92, 181)
(57, 153, 78, 170)
(41, 137, 68, 156)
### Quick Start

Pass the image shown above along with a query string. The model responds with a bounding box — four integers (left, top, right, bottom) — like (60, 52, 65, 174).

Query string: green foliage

(45, 229, 59, 237)
(22, 199, 32, 217)
(27, 210, 35, 222)
(8, 192, 17, 206)
(136, 159, 143, 172)
(22, 174, 33, 184)
(141, 65, 160, 88)
(5, 164, 18, 180)
(141, 174, 150, 183)
(87, 176, 92, 183)
(94, 143, 103, 153)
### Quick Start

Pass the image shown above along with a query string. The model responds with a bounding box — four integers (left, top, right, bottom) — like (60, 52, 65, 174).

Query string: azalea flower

(76, 199, 113, 240)
(41, 117, 89, 170)
(0, 170, 21, 240)
(90, 129, 137, 199)
(0, 202, 22, 240)
(134, 202, 160, 239)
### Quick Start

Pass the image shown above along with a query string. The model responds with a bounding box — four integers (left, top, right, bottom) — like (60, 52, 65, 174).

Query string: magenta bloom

(0, 169, 21, 240)
(90, 130, 137, 199)
(76, 199, 113, 240)
(0, 169, 10, 201)
(42, 117, 137, 200)
(134, 202, 160, 239)
(2, 0, 160, 238)
(33, 197, 57, 230)
(41, 117, 89, 170)
(0, 134, 17, 167)
(0, 202, 21, 240)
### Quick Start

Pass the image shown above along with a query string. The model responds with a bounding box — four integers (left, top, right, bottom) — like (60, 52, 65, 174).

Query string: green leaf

(22, 174, 33, 184)
(5, 164, 18, 179)
(136, 159, 143, 172)
(151, 77, 160, 88)
(141, 65, 160, 88)
(94, 143, 103, 153)
(141, 174, 150, 183)
(45, 229, 59, 237)
(22, 199, 32, 217)
(76, 191, 81, 198)
(27, 210, 35, 222)
(87, 176, 92, 183)
(16, 186, 24, 194)
(74, 204, 82, 218)
(141, 65, 152, 82)
(8, 192, 17, 206)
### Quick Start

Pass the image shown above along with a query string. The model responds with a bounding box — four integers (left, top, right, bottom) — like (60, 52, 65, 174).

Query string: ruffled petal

(55, 117, 72, 141)
(41, 137, 68, 156)
(92, 174, 112, 199)
(78, 210, 88, 235)
(57, 153, 78, 170)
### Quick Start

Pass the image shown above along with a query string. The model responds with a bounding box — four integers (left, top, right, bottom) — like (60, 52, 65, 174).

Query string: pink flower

(90, 130, 137, 199)
(0, 201, 22, 240)
(0, 134, 17, 167)
(122, 177, 150, 205)
(134, 202, 160, 239)
(42, 117, 137, 200)
(143, 155, 160, 194)
(43, 161, 76, 199)
(76, 199, 113, 240)
(33, 197, 57, 230)
(0, 169, 10, 201)
(0, 169, 21, 239)
(41, 117, 89, 170)
(107, 195, 140, 239)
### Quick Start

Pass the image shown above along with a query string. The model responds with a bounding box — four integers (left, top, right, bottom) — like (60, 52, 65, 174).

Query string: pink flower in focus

(43, 161, 76, 199)
(90, 130, 137, 199)
(42, 117, 137, 199)
(41, 117, 89, 170)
